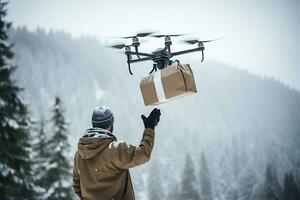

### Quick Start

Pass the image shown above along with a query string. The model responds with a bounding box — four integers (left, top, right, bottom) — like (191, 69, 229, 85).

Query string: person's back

(73, 106, 161, 200)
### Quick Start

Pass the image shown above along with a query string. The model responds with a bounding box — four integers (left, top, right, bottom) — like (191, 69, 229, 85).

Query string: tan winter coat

(72, 128, 155, 200)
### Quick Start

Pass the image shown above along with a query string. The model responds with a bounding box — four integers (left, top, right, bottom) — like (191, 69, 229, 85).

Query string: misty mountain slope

(10, 28, 300, 200)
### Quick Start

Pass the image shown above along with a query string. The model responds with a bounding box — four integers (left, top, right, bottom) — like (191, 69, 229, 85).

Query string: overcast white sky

(8, 0, 300, 90)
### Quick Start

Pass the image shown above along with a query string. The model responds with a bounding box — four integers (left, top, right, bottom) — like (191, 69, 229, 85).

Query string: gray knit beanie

(92, 105, 114, 129)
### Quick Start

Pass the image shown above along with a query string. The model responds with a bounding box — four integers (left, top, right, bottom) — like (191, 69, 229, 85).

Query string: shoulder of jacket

(74, 150, 79, 159)
(108, 140, 127, 150)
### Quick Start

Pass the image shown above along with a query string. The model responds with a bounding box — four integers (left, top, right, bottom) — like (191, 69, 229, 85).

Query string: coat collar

(83, 127, 117, 141)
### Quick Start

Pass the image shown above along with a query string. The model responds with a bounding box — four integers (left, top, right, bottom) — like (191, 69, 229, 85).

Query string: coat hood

(78, 128, 116, 159)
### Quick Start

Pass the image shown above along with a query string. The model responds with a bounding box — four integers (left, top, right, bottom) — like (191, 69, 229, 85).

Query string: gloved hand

(141, 108, 161, 130)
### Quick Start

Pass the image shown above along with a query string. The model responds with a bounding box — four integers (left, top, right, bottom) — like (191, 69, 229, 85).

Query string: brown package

(140, 64, 197, 106)
(161, 64, 197, 99)
(140, 73, 159, 106)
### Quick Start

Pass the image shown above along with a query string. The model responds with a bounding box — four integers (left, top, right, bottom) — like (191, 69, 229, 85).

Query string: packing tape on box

(153, 72, 167, 103)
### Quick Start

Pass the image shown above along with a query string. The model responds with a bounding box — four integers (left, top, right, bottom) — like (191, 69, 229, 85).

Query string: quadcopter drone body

(110, 32, 216, 75)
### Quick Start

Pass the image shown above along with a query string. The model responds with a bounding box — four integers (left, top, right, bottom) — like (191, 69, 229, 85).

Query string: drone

(109, 32, 217, 75)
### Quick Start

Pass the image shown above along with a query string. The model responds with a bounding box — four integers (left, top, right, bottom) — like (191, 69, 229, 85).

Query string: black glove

(141, 108, 161, 130)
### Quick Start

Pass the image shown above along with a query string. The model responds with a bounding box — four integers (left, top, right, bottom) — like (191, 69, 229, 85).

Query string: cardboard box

(140, 64, 197, 106)
(140, 73, 159, 106)
(161, 63, 197, 99)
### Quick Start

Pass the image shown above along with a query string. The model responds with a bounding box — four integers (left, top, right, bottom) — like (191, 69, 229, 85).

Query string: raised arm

(115, 128, 155, 168)
(113, 108, 161, 169)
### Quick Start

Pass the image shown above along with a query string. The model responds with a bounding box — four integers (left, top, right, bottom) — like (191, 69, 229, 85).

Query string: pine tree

(199, 152, 213, 200)
(167, 183, 180, 200)
(180, 154, 201, 200)
(32, 119, 50, 199)
(226, 187, 239, 200)
(0, 1, 36, 199)
(239, 168, 257, 200)
(262, 164, 283, 200)
(44, 96, 73, 199)
(148, 161, 164, 200)
(283, 172, 300, 200)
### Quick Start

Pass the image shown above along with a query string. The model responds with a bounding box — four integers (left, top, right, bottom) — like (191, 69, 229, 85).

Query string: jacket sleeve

(72, 152, 83, 200)
(113, 128, 155, 169)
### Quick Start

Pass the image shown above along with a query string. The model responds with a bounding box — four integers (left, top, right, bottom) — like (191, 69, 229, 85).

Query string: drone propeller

(118, 32, 155, 39)
(152, 34, 185, 38)
(109, 43, 130, 49)
(183, 38, 219, 44)
(114, 32, 154, 58)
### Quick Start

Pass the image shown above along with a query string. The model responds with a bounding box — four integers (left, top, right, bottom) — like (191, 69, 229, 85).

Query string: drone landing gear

(149, 64, 158, 74)
(126, 55, 133, 75)
(127, 62, 133, 75)
(201, 51, 204, 62)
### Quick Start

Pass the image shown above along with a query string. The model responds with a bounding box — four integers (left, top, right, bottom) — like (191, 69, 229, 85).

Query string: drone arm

(134, 46, 140, 59)
(128, 56, 153, 64)
(170, 47, 205, 57)
(130, 52, 153, 57)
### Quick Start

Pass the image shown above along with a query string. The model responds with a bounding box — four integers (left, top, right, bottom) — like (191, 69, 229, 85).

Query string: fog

(8, 0, 300, 91)
(4, 1, 300, 199)
(9, 28, 300, 200)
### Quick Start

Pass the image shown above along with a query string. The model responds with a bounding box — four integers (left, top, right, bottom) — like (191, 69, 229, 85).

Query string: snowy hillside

(10, 27, 300, 200)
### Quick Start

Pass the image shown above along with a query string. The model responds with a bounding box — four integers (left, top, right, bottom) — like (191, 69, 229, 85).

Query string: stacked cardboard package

(140, 63, 197, 106)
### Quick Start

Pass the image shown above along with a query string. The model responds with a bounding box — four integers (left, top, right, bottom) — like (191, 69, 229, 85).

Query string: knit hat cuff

(92, 116, 114, 129)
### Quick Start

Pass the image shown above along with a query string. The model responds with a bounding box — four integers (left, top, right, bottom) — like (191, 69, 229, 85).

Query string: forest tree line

(149, 153, 300, 200)
(0, 1, 73, 199)
(1, 0, 300, 199)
